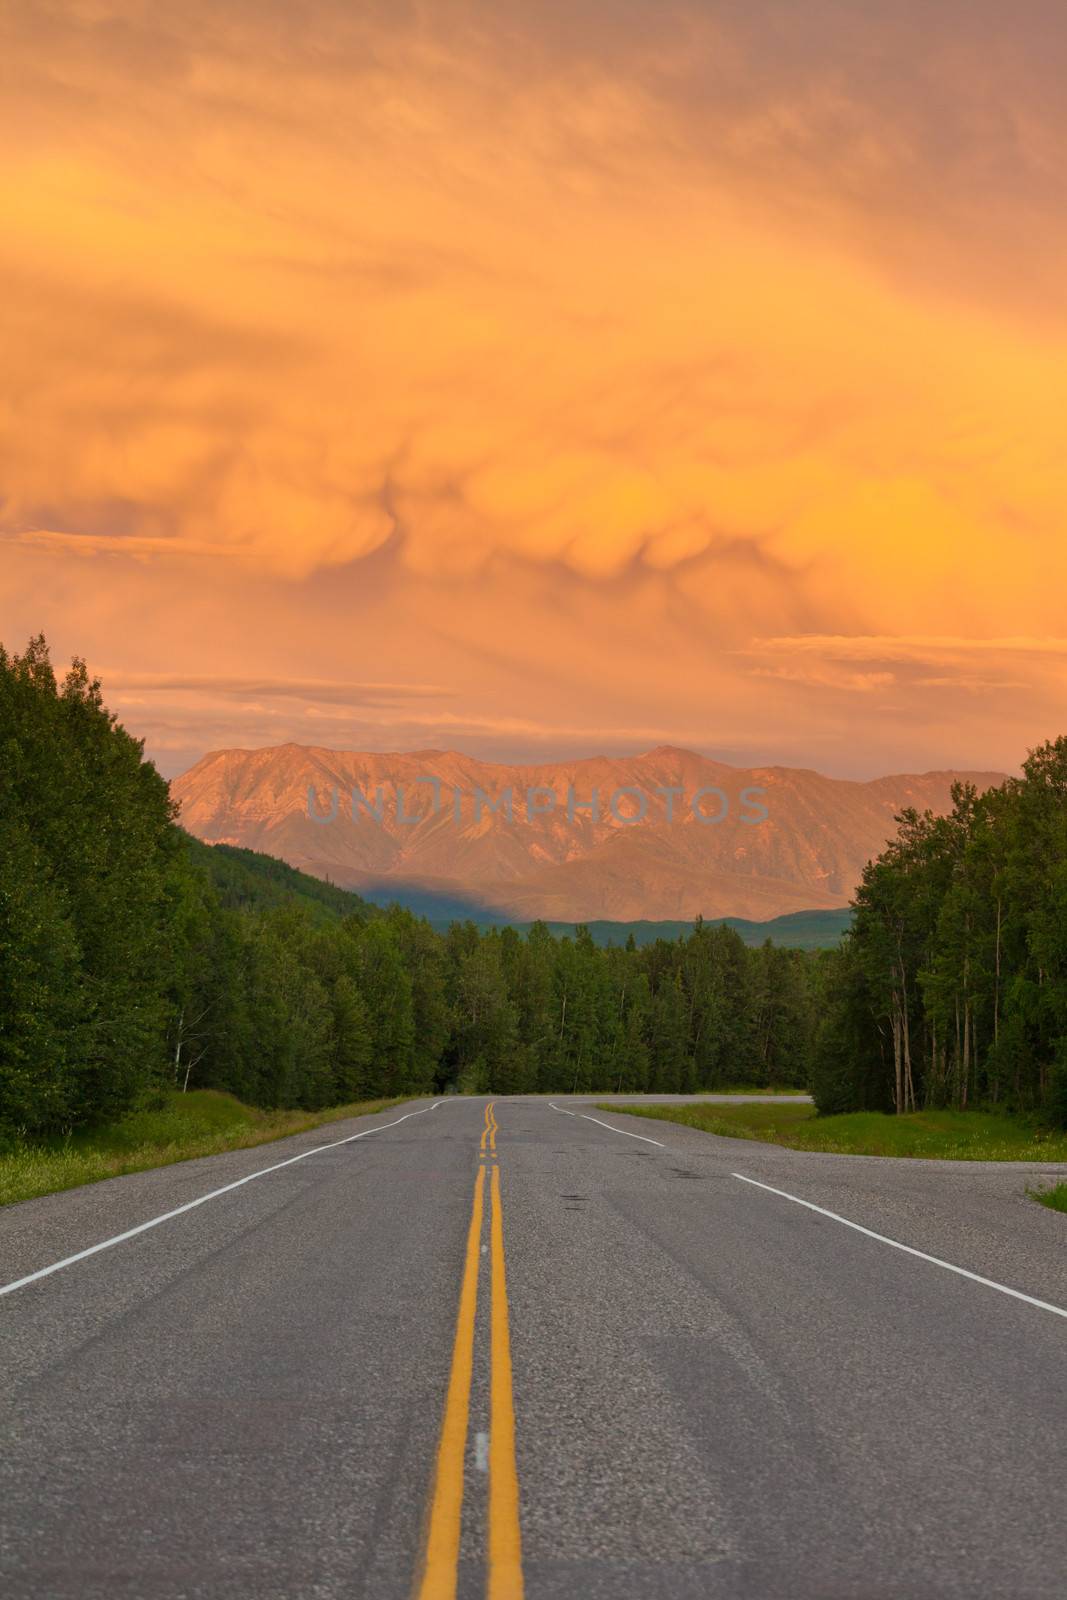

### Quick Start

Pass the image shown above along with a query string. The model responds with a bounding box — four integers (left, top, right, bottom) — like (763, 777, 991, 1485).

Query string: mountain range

(170, 744, 1007, 923)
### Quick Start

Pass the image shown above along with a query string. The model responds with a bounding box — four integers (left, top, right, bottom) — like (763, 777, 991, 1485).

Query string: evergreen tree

(0, 810, 84, 1134)
(0, 638, 180, 1129)
(348, 919, 417, 1094)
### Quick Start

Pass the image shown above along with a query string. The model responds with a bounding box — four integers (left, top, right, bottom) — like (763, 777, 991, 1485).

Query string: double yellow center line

(416, 1102, 524, 1600)
(480, 1101, 498, 1155)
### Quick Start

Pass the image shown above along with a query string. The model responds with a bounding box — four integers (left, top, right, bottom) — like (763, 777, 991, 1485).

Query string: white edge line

(0, 1103, 437, 1301)
(732, 1172, 1067, 1322)
(580, 1112, 665, 1147)
(548, 1101, 576, 1117)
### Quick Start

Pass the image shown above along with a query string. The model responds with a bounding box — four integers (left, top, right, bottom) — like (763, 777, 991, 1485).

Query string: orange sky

(3, 0, 1067, 777)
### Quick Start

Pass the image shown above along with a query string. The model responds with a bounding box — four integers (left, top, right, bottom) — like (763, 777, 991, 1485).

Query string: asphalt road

(2, 1095, 1066, 1599)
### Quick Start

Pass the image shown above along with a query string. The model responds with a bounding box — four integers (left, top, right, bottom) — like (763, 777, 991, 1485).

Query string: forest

(812, 745, 1067, 1124)
(2, 636, 1066, 1138)
(0, 638, 812, 1137)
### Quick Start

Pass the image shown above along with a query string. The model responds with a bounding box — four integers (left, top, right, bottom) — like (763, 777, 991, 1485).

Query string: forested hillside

(183, 836, 368, 922)
(812, 743, 1067, 1123)
(0, 639, 814, 1137)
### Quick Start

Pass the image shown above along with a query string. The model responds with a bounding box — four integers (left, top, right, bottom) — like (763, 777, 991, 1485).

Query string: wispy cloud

(749, 663, 897, 693)
(105, 673, 453, 705)
(7, 531, 249, 561)
(751, 635, 1067, 663)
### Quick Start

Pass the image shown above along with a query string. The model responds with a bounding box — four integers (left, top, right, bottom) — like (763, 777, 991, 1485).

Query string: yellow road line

(416, 1164, 486, 1600)
(417, 1103, 524, 1599)
(488, 1162, 524, 1599)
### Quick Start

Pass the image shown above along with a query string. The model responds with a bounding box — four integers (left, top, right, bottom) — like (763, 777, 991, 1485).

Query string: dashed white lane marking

(733, 1172, 1067, 1323)
(0, 1103, 440, 1301)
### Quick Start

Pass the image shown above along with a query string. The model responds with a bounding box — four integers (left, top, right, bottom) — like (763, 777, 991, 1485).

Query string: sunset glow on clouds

(3, 1, 1067, 776)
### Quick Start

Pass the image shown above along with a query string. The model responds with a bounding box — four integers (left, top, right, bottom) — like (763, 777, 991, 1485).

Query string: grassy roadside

(596, 1099, 1067, 1161)
(1032, 1183, 1067, 1213)
(0, 1090, 407, 1209)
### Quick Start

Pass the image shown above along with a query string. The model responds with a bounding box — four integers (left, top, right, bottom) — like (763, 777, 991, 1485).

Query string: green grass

(595, 1100, 1067, 1161)
(1032, 1182, 1067, 1214)
(0, 1089, 405, 1208)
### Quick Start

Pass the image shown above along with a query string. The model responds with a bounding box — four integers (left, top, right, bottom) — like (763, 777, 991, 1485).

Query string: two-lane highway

(2, 1096, 1066, 1598)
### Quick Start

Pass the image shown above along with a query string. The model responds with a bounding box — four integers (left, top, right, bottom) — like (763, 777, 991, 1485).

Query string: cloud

(104, 673, 453, 706)
(2, 2, 1066, 780)
(7, 530, 249, 561)
(3, 0, 1067, 597)
(750, 664, 897, 694)
(751, 635, 1067, 663)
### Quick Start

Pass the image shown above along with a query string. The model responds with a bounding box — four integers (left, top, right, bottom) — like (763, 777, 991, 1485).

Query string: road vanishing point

(2, 1095, 1066, 1598)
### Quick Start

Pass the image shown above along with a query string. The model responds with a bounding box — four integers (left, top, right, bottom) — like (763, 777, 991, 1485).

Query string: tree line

(0, 638, 813, 1139)
(811, 739, 1067, 1124)
(9, 636, 1065, 1138)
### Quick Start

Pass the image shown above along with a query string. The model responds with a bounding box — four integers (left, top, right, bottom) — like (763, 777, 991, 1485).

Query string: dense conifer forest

(812, 746, 1067, 1124)
(2, 637, 1066, 1137)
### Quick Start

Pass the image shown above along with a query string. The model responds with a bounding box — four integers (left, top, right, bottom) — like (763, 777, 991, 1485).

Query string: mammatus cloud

(2, 2, 1066, 776)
